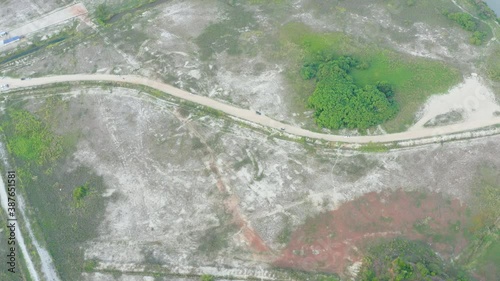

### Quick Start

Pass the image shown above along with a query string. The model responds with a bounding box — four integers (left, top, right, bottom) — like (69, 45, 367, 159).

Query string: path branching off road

(2, 74, 500, 144)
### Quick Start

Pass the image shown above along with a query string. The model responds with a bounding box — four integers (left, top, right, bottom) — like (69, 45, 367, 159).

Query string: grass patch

(1, 102, 107, 280)
(196, 6, 258, 60)
(358, 142, 390, 153)
(278, 22, 461, 132)
(5, 109, 63, 165)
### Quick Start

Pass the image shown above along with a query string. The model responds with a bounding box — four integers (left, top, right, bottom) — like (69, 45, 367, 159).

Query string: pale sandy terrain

(411, 75, 500, 130)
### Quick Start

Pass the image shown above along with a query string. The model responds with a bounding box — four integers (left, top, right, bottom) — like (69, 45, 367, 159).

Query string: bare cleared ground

(6, 87, 500, 280)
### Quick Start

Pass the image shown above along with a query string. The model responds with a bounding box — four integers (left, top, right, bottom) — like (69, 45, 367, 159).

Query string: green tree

(200, 274, 215, 281)
(73, 184, 89, 201)
(95, 3, 111, 25)
(307, 57, 398, 130)
(447, 13, 477, 32)
(470, 31, 486, 45)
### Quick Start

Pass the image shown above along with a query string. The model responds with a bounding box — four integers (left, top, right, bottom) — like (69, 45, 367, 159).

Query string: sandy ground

(411, 75, 500, 130)
(2, 74, 500, 144)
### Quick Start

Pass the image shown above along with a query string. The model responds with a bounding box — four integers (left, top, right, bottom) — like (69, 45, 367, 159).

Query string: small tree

(95, 3, 111, 25)
(200, 274, 215, 281)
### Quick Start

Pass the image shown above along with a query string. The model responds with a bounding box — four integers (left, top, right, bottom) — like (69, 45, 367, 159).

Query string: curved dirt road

(2, 74, 500, 144)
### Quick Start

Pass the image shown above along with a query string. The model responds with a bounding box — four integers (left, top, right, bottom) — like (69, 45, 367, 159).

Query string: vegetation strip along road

(1, 74, 500, 144)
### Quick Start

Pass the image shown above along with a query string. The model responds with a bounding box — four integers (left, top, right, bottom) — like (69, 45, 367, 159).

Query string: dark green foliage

(95, 4, 112, 25)
(443, 11, 488, 45)
(357, 238, 473, 281)
(446, 12, 477, 31)
(376, 81, 395, 99)
(73, 183, 89, 201)
(470, 31, 486, 45)
(200, 274, 215, 281)
(305, 56, 398, 130)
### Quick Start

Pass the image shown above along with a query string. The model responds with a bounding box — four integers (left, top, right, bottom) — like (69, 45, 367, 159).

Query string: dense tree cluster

(304, 56, 398, 130)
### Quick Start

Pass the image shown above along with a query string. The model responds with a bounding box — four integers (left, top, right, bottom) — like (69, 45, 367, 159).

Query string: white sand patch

(410, 75, 500, 130)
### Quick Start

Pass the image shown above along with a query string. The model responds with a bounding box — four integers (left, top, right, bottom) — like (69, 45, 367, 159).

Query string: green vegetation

(459, 165, 500, 279)
(464, 0, 497, 19)
(279, 22, 460, 132)
(359, 142, 391, 153)
(446, 12, 477, 31)
(358, 238, 472, 281)
(486, 45, 500, 81)
(200, 274, 215, 281)
(73, 183, 90, 202)
(196, 8, 257, 60)
(5, 109, 63, 165)
(443, 11, 487, 45)
(83, 259, 98, 272)
(305, 55, 398, 130)
(1, 104, 106, 280)
(94, 0, 165, 25)
(94, 3, 112, 25)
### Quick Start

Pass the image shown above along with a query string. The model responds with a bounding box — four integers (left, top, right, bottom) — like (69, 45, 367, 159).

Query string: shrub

(306, 56, 398, 130)
(200, 274, 215, 281)
(73, 184, 89, 201)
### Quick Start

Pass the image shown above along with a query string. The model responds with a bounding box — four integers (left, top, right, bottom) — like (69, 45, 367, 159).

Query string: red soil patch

(70, 5, 88, 17)
(274, 190, 469, 276)
(212, 163, 270, 253)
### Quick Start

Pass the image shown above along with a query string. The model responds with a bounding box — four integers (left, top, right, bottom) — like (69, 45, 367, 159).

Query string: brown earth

(274, 189, 469, 276)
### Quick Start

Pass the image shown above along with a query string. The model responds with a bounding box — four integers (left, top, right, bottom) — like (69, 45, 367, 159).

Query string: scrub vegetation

(304, 55, 398, 130)
(358, 238, 472, 281)
(1, 101, 107, 281)
(196, 7, 258, 60)
(279, 23, 460, 132)
(459, 165, 500, 279)
(443, 11, 487, 45)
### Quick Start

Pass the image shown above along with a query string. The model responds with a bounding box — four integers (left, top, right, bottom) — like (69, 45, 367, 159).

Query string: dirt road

(2, 74, 500, 144)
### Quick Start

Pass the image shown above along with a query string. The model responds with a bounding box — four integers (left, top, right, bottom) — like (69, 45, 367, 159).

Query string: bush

(470, 31, 486, 45)
(73, 184, 89, 201)
(95, 4, 111, 25)
(446, 12, 477, 32)
(357, 238, 472, 281)
(306, 56, 398, 130)
(200, 274, 215, 281)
